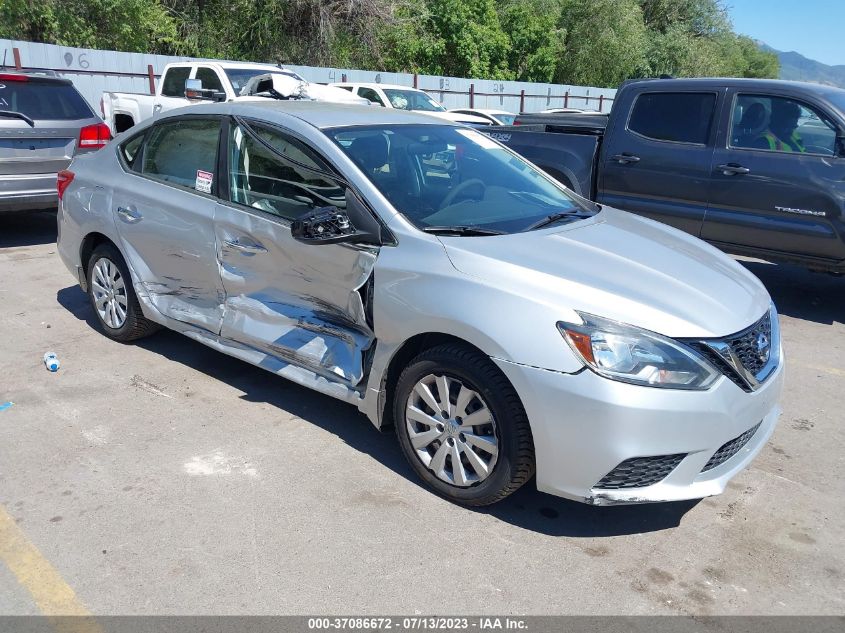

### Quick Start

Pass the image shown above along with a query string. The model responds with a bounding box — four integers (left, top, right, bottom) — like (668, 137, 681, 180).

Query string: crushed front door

(214, 118, 378, 389)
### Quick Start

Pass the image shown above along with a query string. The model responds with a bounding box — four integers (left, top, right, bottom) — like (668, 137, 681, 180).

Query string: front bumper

(494, 356, 784, 505)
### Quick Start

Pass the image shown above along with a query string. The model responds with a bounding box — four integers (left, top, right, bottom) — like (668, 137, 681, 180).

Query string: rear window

(628, 92, 716, 145)
(142, 118, 220, 191)
(161, 67, 191, 98)
(0, 81, 93, 121)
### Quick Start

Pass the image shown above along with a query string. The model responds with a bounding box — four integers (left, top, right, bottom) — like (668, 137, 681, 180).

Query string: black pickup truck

(488, 78, 845, 273)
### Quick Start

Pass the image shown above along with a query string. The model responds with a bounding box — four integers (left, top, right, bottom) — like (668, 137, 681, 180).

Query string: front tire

(86, 243, 159, 342)
(394, 343, 535, 506)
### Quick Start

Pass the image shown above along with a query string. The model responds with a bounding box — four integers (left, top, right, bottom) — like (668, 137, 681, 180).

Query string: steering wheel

(804, 144, 835, 156)
(439, 178, 486, 210)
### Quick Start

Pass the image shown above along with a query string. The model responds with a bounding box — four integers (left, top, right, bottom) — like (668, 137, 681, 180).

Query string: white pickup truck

(101, 60, 366, 134)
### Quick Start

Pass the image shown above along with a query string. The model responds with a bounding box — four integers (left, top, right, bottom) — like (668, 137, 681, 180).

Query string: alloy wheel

(91, 257, 128, 329)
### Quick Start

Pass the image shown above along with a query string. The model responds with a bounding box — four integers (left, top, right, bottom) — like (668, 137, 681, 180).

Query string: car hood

(423, 111, 491, 125)
(438, 207, 771, 338)
(301, 83, 371, 105)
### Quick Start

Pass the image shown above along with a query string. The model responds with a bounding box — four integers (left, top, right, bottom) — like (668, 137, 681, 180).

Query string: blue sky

(727, 0, 845, 66)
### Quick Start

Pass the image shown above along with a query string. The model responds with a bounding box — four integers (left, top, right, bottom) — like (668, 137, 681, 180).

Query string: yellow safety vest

(761, 131, 805, 153)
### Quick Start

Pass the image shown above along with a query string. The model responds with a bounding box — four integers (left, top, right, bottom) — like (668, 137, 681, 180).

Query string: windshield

(328, 124, 595, 234)
(820, 89, 845, 121)
(0, 81, 93, 120)
(493, 114, 516, 125)
(225, 68, 304, 94)
(383, 89, 445, 112)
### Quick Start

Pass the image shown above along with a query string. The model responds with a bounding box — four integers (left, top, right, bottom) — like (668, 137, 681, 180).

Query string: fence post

(13, 47, 22, 70)
(519, 89, 525, 113)
(598, 94, 604, 112)
(564, 90, 569, 108)
(469, 83, 474, 108)
(147, 64, 155, 95)
(413, 73, 418, 89)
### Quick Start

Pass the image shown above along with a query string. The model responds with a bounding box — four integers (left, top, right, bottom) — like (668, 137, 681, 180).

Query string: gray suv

(0, 70, 110, 213)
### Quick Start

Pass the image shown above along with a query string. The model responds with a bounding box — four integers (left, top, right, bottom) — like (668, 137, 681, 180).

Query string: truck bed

(482, 122, 603, 197)
(512, 112, 609, 134)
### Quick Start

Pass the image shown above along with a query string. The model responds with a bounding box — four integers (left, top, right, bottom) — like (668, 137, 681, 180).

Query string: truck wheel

(86, 243, 159, 342)
(394, 343, 535, 506)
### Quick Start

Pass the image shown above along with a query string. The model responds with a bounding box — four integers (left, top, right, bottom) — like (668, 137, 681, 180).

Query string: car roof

(453, 108, 514, 115)
(173, 60, 291, 72)
(158, 100, 455, 129)
(341, 83, 424, 91)
(623, 77, 845, 96)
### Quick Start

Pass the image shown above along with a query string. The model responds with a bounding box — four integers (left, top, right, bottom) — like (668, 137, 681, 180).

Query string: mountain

(761, 44, 845, 88)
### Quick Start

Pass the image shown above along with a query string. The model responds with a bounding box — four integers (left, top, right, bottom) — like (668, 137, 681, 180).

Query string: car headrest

(738, 102, 768, 135)
(348, 134, 388, 171)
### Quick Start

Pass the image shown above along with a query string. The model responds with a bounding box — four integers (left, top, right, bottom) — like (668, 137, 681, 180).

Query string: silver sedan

(57, 101, 783, 506)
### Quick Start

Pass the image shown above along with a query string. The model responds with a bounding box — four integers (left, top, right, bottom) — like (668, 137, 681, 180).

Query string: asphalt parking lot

(0, 210, 843, 616)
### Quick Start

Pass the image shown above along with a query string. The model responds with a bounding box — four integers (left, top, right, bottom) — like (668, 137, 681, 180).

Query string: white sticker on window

(195, 170, 213, 193)
(455, 128, 499, 150)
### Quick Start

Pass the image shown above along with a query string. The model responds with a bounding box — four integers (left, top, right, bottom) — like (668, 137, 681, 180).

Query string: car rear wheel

(86, 243, 159, 342)
(394, 343, 535, 506)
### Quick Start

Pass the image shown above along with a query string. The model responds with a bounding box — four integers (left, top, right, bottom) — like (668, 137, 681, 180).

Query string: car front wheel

(394, 343, 535, 506)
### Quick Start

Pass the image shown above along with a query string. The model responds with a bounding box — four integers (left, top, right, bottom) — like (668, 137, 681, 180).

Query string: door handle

(116, 206, 142, 224)
(223, 238, 267, 255)
(717, 163, 750, 176)
(610, 153, 641, 164)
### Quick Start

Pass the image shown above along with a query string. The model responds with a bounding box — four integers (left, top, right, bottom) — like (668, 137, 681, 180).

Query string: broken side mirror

(290, 189, 383, 246)
(184, 78, 226, 102)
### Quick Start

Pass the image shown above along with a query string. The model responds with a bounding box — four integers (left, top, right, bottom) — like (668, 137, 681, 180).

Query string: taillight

(79, 123, 111, 149)
(0, 73, 28, 82)
(57, 170, 74, 200)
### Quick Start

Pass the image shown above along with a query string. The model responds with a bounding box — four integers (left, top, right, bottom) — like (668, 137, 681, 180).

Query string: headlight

(557, 312, 720, 390)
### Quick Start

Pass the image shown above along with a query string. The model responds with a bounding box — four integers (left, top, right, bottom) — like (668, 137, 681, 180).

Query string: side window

(194, 67, 224, 93)
(730, 94, 837, 155)
(628, 92, 716, 145)
(160, 67, 191, 98)
(337, 85, 354, 92)
(142, 118, 220, 191)
(229, 122, 345, 221)
(357, 88, 385, 106)
(119, 133, 145, 172)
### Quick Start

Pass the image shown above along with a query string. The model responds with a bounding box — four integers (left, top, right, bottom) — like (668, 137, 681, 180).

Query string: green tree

(424, 0, 513, 79)
(499, 0, 565, 82)
(0, 0, 181, 54)
(556, 0, 648, 87)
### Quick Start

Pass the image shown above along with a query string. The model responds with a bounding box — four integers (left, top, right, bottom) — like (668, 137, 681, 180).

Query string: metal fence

(0, 39, 616, 114)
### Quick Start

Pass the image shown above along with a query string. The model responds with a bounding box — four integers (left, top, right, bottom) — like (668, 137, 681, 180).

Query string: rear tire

(86, 243, 159, 342)
(394, 343, 535, 506)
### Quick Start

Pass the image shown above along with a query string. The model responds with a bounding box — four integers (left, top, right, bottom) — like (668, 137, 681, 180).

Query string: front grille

(694, 345, 749, 391)
(725, 313, 772, 376)
(594, 453, 686, 490)
(701, 422, 761, 472)
(690, 310, 776, 392)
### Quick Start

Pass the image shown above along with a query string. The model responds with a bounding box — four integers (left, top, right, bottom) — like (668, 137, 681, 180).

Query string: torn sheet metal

(214, 203, 378, 389)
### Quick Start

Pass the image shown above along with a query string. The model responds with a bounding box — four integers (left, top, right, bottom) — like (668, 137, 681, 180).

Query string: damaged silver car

(57, 101, 783, 506)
